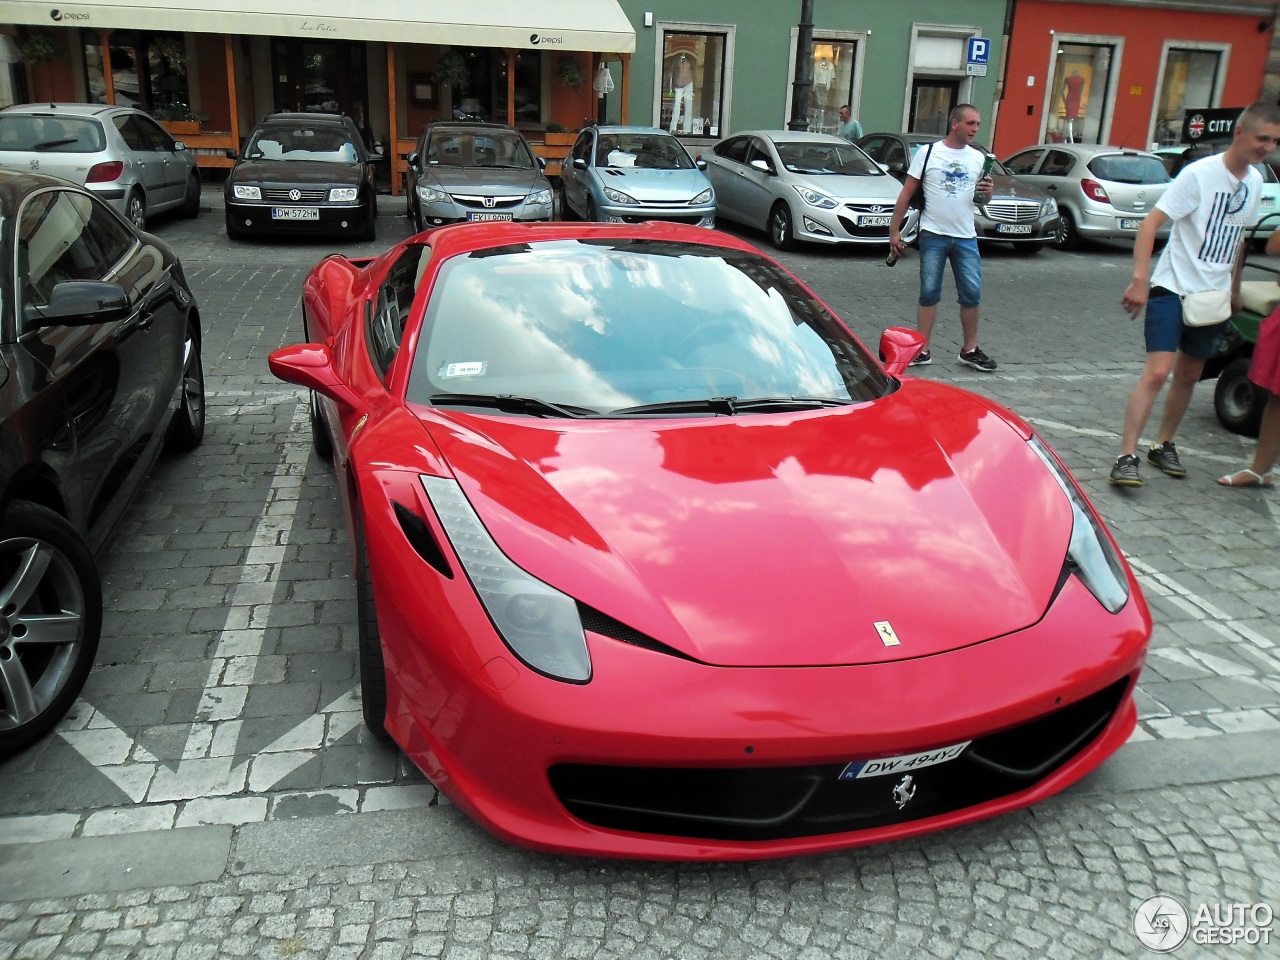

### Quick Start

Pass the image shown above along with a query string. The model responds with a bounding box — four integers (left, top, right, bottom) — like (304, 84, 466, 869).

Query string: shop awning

(6, 0, 636, 53)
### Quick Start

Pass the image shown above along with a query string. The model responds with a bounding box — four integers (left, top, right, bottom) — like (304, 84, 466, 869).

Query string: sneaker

(909, 350, 933, 367)
(1109, 454, 1143, 487)
(958, 346, 997, 371)
(1147, 441, 1186, 478)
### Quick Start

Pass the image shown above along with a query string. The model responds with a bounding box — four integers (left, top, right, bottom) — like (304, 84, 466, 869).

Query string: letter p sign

(967, 38, 990, 65)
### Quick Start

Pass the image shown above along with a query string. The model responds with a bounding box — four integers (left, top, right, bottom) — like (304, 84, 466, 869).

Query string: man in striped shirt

(1110, 100, 1280, 486)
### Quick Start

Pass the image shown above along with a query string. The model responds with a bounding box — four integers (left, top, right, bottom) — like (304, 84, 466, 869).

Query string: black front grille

(985, 199, 1042, 223)
(264, 188, 327, 203)
(619, 214, 705, 225)
(836, 213, 894, 238)
(548, 676, 1129, 841)
(452, 194, 524, 210)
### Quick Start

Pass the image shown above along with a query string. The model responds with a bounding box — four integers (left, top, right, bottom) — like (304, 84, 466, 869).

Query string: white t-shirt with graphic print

(1151, 154, 1262, 296)
(906, 141, 985, 239)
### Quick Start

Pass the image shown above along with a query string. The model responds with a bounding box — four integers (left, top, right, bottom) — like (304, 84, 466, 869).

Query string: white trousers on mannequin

(670, 83, 693, 133)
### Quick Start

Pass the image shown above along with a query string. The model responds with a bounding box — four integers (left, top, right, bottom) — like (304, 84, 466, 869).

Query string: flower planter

(160, 120, 201, 137)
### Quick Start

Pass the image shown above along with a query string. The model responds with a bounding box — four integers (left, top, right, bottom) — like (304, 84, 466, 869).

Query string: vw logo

(483, 196, 496, 208)
(289, 189, 301, 201)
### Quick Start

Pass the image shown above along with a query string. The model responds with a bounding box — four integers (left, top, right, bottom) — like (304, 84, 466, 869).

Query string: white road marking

(55, 402, 360, 804)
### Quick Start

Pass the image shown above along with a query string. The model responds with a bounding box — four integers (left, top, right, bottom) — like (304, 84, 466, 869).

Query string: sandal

(1216, 468, 1275, 488)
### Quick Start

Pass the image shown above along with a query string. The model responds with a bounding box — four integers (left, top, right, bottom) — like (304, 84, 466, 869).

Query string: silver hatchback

(1002, 144, 1171, 249)
(0, 103, 201, 230)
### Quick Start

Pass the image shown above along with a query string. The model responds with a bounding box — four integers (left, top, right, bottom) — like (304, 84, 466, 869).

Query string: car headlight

(528, 188, 553, 205)
(1042, 196, 1059, 216)
(1029, 437, 1129, 613)
(232, 185, 261, 201)
(329, 187, 359, 202)
(421, 476, 591, 682)
(689, 188, 713, 205)
(793, 184, 838, 209)
(603, 186, 638, 205)
(416, 183, 449, 204)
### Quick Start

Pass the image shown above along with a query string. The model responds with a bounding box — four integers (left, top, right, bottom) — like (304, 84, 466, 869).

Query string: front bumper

(799, 204, 920, 245)
(596, 198, 716, 227)
(976, 202, 1059, 243)
(418, 199, 553, 227)
(364, 478, 1151, 860)
(224, 199, 371, 235)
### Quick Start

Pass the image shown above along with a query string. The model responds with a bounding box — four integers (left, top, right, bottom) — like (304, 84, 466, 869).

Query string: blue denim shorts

(1144, 290, 1225, 358)
(918, 231, 982, 308)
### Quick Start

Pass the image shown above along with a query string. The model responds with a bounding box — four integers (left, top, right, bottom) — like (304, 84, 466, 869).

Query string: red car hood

(418, 382, 1073, 667)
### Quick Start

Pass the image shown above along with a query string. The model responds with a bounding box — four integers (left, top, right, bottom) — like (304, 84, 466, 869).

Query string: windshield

(1088, 154, 1170, 185)
(407, 239, 890, 415)
(595, 133, 694, 170)
(245, 125, 360, 163)
(0, 116, 105, 153)
(427, 131, 534, 168)
(774, 141, 882, 176)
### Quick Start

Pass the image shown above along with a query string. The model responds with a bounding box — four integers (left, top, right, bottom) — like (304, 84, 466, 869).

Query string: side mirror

(878, 326, 927, 376)
(537, 156, 547, 170)
(749, 158, 773, 175)
(406, 151, 417, 166)
(373, 144, 385, 158)
(173, 141, 187, 152)
(876, 162, 890, 173)
(225, 149, 239, 160)
(25, 281, 131, 328)
(268, 343, 363, 411)
(695, 158, 708, 171)
(573, 157, 588, 169)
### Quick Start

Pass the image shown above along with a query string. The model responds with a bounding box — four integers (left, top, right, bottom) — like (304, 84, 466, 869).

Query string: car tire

(361, 203, 377, 242)
(225, 212, 244, 241)
(1053, 209, 1079, 250)
(126, 189, 146, 231)
(355, 519, 391, 740)
(164, 321, 205, 452)
(0, 502, 102, 759)
(181, 173, 201, 218)
(558, 181, 576, 221)
(410, 198, 423, 233)
(769, 203, 796, 251)
(585, 195, 599, 222)
(1012, 242, 1043, 255)
(309, 391, 334, 459)
(1214, 356, 1264, 437)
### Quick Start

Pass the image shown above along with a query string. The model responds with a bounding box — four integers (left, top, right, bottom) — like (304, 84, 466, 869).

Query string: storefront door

(909, 80, 959, 136)
(272, 40, 369, 133)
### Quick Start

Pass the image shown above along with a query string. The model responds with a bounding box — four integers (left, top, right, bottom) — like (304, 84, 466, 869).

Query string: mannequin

(1062, 70, 1085, 143)
(670, 53, 694, 134)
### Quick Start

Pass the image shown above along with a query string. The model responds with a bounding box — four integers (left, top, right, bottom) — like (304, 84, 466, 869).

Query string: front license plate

(838, 741, 971, 780)
(857, 215, 892, 227)
(467, 212, 514, 221)
(1119, 218, 1144, 230)
(996, 223, 1033, 234)
(1263, 198, 1276, 207)
(272, 207, 319, 221)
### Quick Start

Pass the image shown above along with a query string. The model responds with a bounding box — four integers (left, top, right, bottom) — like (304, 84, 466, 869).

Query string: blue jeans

(918, 231, 982, 308)
(1143, 290, 1225, 359)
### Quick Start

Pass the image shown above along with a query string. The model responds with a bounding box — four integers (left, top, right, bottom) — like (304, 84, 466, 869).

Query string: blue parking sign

(967, 37, 990, 65)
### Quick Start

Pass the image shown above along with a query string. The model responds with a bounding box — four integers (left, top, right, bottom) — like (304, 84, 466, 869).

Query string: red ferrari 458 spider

(269, 220, 1151, 860)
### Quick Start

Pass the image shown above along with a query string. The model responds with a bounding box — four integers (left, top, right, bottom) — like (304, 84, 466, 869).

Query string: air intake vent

(576, 603, 702, 662)
(393, 502, 453, 578)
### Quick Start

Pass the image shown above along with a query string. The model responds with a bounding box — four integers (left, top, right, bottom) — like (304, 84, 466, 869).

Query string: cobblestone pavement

(2, 188, 1279, 958)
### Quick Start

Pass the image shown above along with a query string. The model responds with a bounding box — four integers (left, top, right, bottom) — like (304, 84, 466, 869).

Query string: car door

(1021, 149, 1076, 206)
(1003, 148, 1047, 177)
(113, 114, 166, 210)
(562, 131, 595, 218)
(134, 113, 187, 209)
(705, 136, 750, 222)
(15, 187, 170, 548)
(737, 138, 781, 228)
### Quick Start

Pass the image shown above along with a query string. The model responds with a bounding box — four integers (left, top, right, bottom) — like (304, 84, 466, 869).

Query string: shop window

(803, 39, 859, 137)
(82, 31, 190, 117)
(494, 51, 544, 126)
(658, 29, 729, 137)
(1049, 42, 1117, 146)
(1155, 47, 1224, 147)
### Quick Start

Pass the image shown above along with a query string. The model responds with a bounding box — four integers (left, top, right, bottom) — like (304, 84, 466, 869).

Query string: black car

(404, 121, 553, 231)
(0, 169, 204, 756)
(224, 112, 378, 240)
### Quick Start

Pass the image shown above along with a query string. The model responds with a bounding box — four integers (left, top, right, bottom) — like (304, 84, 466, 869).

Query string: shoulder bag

(1181, 289, 1233, 327)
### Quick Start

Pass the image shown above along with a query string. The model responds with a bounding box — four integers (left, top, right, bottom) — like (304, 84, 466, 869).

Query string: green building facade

(609, 1, 1009, 143)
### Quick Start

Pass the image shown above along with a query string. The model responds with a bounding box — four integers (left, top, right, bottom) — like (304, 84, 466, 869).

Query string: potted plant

(154, 103, 202, 136)
(557, 56, 585, 94)
(435, 52, 469, 95)
(16, 28, 59, 65)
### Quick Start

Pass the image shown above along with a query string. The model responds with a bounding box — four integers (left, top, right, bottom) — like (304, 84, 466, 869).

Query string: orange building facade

(994, 0, 1277, 156)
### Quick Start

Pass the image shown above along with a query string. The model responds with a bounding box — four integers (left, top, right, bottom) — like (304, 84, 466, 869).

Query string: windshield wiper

(609, 396, 851, 417)
(428, 392, 599, 419)
(34, 139, 78, 150)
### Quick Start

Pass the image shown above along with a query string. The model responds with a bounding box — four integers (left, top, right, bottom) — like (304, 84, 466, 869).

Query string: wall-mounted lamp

(593, 63, 615, 98)
(644, 12, 653, 28)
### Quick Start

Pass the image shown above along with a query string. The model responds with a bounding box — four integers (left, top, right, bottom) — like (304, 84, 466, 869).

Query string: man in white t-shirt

(889, 104, 996, 371)
(1110, 101, 1280, 486)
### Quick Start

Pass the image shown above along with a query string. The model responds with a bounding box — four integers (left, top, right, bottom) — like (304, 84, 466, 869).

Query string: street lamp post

(788, 0, 814, 131)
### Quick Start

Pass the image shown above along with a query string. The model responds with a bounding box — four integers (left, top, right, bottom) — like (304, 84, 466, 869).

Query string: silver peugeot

(703, 130, 917, 250)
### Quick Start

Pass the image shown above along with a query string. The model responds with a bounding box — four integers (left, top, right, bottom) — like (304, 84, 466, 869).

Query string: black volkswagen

(0, 169, 204, 756)
(224, 112, 378, 241)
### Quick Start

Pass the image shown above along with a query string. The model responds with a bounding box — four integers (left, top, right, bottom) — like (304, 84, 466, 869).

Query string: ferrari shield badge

(874, 621, 900, 647)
